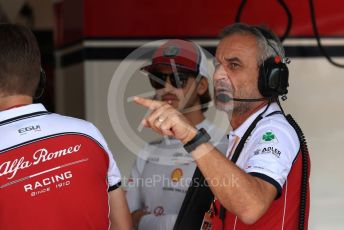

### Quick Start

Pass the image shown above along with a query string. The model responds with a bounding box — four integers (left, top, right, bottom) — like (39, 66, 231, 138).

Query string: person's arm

(191, 143, 277, 224)
(134, 97, 277, 225)
(87, 123, 132, 228)
(109, 188, 132, 230)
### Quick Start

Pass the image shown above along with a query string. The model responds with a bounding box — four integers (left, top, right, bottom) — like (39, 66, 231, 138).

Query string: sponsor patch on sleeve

(253, 146, 281, 158)
(259, 130, 279, 144)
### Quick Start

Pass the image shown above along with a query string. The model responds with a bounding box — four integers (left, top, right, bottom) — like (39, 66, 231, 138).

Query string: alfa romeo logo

(262, 131, 275, 141)
(163, 45, 179, 57)
(154, 206, 164, 216)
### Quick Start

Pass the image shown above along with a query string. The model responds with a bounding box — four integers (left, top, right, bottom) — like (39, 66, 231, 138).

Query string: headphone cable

(234, 0, 292, 42)
(309, 0, 344, 68)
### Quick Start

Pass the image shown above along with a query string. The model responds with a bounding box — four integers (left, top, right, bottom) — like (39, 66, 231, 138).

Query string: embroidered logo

(171, 168, 183, 182)
(262, 147, 281, 158)
(163, 45, 179, 57)
(153, 206, 165, 216)
(18, 125, 41, 135)
(260, 131, 278, 144)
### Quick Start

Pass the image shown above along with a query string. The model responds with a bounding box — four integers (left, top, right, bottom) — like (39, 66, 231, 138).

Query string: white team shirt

(126, 119, 227, 230)
(0, 103, 122, 229)
(227, 102, 300, 194)
(0, 104, 121, 188)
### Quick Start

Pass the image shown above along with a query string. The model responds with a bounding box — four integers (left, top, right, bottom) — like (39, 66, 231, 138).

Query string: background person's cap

(141, 39, 210, 79)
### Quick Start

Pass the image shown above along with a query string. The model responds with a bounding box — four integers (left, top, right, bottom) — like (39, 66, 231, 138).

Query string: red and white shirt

(211, 103, 310, 229)
(0, 104, 121, 230)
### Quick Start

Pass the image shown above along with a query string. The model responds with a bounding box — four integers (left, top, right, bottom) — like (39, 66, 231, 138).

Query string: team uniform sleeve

(244, 123, 300, 198)
(88, 123, 122, 189)
(138, 214, 177, 230)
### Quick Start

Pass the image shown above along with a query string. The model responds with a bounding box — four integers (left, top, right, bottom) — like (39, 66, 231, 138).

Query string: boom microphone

(216, 93, 266, 102)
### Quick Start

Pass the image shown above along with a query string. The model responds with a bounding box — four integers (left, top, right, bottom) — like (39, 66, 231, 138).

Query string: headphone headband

(253, 26, 289, 98)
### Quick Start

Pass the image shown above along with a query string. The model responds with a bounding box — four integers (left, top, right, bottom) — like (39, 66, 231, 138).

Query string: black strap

(174, 108, 284, 230)
(266, 111, 283, 117)
(231, 110, 283, 164)
(220, 109, 282, 229)
(231, 111, 282, 164)
(173, 167, 213, 230)
(230, 115, 263, 163)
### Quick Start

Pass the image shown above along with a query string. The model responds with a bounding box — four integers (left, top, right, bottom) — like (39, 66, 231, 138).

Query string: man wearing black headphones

(135, 23, 310, 229)
(0, 24, 131, 230)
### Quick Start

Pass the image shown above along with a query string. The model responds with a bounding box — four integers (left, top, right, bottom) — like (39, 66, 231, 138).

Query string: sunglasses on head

(148, 71, 197, 89)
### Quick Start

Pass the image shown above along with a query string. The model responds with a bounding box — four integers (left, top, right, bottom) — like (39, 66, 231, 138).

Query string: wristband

(183, 128, 211, 153)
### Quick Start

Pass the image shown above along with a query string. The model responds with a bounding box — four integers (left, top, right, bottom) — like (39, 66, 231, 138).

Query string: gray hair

(219, 23, 285, 66)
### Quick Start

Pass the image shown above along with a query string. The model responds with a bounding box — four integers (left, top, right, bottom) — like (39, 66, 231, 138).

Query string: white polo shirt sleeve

(88, 123, 122, 189)
(243, 119, 300, 197)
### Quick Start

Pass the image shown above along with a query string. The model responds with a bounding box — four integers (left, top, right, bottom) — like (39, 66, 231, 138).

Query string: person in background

(0, 23, 132, 230)
(126, 39, 226, 230)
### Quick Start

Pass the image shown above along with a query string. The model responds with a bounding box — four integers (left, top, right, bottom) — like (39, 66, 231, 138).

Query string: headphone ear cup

(34, 68, 46, 99)
(258, 58, 289, 97)
(274, 63, 289, 95)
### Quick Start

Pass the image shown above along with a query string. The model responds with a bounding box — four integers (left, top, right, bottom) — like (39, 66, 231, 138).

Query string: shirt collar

(0, 103, 47, 123)
(228, 102, 281, 139)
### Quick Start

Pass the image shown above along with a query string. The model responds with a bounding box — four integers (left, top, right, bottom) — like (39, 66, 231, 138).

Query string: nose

(213, 64, 228, 81)
(162, 77, 175, 92)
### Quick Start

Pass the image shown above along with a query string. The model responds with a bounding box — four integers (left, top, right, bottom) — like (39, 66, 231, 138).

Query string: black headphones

(34, 68, 46, 99)
(255, 26, 289, 98)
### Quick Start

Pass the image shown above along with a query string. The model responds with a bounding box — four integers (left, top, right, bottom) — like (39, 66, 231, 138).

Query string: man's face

(213, 33, 262, 115)
(149, 65, 201, 112)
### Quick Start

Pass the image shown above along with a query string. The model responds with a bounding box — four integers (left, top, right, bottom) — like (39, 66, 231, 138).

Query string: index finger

(133, 96, 163, 110)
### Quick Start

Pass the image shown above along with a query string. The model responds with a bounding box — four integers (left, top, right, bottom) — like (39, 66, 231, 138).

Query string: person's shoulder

(46, 113, 104, 141)
(49, 113, 95, 128)
(259, 113, 297, 136)
(254, 114, 300, 151)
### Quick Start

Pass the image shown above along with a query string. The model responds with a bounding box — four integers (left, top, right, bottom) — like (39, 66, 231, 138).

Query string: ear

(197, 77, 208, 96)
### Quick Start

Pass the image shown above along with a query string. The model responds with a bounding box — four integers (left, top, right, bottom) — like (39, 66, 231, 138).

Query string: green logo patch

(260, 131, 278, 144)
(262, 131, 275, 141)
